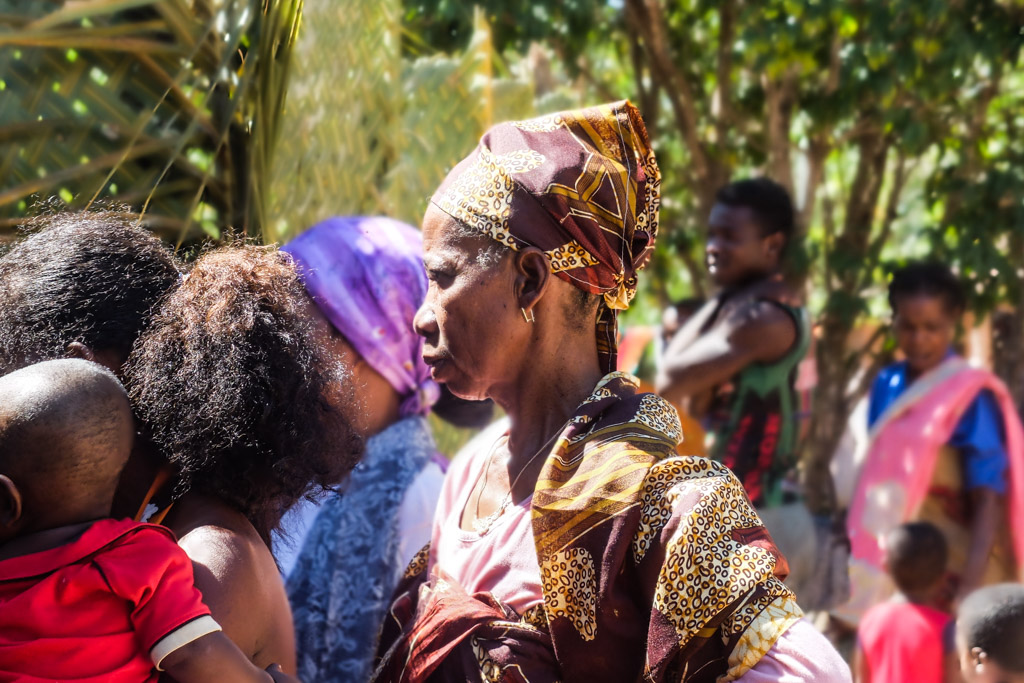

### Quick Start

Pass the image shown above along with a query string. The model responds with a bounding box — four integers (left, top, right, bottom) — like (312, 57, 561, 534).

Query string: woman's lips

(423, 355, 448, 379)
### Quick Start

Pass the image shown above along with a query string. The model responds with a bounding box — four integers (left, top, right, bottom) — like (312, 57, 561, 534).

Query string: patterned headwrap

(283, 216, 441, 417)
(430, 100, 660, 372)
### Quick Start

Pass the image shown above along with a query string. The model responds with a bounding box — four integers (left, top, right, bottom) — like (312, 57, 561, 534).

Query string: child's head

(884, 521, 948, 597)
(957, 583, 1024, 682)
(0, 359, 134, 541)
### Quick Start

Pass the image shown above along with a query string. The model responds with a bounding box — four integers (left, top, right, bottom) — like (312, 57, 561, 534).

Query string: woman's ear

(764, 231, 785, 261)
(65, 341, 96, 362)
(0, 475, 23, 529)
(514, 247, 552, 317)
(65, 342, 124, 375)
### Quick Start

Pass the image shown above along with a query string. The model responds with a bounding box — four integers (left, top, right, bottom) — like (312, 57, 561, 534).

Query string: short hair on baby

(958, 583, 1024, 673)
(0, 358, 133, 500)
(886, 522, 948, 594)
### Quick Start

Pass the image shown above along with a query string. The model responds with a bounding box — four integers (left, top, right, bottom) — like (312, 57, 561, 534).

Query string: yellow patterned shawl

(374, 374, 800, 683)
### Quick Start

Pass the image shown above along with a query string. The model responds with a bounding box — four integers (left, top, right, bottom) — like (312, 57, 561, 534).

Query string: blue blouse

(868, 358, 1008, 494)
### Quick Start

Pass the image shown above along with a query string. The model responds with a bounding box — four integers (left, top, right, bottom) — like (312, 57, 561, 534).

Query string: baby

(0, 359, 297, 682)
(957, 583, 1024, 683)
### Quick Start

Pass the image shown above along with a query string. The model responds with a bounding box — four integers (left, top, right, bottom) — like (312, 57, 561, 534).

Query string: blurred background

(1, 0, 1022, 505)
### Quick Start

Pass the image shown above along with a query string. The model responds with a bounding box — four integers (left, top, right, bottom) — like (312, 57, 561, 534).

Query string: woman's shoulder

(176, 519, 271, 574)
(168, 497, 295, 669)
(585, 384, 682, 453)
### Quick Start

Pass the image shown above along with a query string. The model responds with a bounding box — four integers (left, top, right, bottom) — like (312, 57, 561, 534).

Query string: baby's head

(0, 359, 134, 542)
(957, 583, 1024, 683)
(884, 521, 948, 598)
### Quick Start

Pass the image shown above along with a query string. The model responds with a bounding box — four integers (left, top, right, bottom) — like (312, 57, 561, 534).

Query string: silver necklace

(471, 425, 564, 535)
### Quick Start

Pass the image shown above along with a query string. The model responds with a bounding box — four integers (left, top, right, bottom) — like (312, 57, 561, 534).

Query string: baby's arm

(159, 631, 298, 683)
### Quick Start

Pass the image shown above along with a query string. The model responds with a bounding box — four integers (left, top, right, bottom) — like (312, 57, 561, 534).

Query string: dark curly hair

(0, 210, 181, 375)
(888, 261, 966, 316)
(715, 178, 795, 243)
(126, 245, 364, 546)
(958, 583, 1024, 673)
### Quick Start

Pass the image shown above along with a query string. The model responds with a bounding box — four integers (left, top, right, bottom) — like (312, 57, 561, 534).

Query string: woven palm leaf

(0, 0, 301, 246)
(269, 4, 538, 240)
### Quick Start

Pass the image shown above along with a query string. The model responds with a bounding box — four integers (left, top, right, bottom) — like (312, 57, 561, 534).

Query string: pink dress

(430, 428, 852, 682)
(858, 600, 949, 683)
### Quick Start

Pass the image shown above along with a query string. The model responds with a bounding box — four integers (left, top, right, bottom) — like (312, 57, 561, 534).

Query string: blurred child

(0, 359, 296, 682)
(855, 522, 953, 683)
(956, 583, 1024, 682)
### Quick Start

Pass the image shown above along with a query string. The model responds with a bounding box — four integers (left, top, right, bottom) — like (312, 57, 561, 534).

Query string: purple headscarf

(283, 216, 440, 417)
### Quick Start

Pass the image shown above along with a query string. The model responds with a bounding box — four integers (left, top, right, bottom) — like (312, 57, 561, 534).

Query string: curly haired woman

(126, 245, 363, 673)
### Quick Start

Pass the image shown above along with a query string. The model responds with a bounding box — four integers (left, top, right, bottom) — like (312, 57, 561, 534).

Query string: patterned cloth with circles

(372, 373, 801, 683)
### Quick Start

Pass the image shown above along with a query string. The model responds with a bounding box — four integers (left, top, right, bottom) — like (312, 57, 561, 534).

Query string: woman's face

(413, 206, 525, 401)
(892, 293, 957, 376)
(705, 203, 782, 288)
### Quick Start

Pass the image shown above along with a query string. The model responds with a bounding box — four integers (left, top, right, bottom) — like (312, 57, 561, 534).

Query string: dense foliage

(402, 0, 1024, 508)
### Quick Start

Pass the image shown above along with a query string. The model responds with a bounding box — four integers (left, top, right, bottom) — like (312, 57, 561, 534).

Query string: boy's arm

(853, 641, 870, 683)
(159, 631, 298, 683)
(943, 619, 964, 683)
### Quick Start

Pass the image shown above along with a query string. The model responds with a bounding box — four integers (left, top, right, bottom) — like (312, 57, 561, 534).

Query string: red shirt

(0, 518, 213, 682)
(858, 599, 950, 683)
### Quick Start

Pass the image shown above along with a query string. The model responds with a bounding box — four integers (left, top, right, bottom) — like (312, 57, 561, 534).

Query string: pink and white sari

(838, 356, 1024, 623)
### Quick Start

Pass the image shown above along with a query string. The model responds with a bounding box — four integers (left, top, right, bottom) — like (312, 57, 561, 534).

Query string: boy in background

(855, 522, 955, 683)
(0, 359, 296, 682)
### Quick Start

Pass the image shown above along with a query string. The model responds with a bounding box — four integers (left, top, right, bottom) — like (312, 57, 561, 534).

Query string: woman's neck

(492, 343, 604, 465)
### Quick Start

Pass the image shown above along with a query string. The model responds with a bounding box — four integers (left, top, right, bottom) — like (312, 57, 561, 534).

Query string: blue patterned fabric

(287, 416, 438, 682)
(868, 355, 1009, 494)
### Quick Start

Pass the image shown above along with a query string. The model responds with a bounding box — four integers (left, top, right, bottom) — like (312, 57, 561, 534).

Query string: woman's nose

(413, 300, 437, 339)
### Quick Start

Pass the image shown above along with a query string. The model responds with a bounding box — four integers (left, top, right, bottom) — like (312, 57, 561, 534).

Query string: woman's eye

(427, 269, 454, 285)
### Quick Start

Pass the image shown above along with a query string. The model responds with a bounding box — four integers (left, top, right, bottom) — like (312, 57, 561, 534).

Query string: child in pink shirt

(856, 522, 955, 683)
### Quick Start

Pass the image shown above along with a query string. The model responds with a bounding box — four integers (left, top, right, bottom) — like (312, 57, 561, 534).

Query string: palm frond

(0, 0, 301, 246)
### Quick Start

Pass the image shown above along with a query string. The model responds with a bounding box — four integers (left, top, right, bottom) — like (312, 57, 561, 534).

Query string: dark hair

(886, 521, 948, 594)
(888, 262, 966, 316)
(957, 583, 1024, 672)
(0, 211, 181, 375)
(126, 245, 363, 546)
(714, 178, 795, 241)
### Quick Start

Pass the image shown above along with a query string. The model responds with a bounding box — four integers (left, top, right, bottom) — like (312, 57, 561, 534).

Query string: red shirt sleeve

(92, 524, 213, 653)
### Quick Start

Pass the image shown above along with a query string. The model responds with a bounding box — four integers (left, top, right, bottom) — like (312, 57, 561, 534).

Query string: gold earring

(520, 307, 535, 323)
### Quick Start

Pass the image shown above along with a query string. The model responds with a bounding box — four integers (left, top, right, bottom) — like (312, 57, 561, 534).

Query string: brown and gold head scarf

(431, 100, 660, 372)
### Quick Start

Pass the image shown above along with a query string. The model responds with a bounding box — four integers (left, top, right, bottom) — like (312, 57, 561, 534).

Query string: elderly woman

(276, 216, 451, 682)
(372, 102, 848, 682)
(126, 245, 363, 672)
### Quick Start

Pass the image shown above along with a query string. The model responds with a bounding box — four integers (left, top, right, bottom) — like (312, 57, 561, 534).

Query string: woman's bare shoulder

(177, 518, 271, 576)
(166, 496, 296, 671)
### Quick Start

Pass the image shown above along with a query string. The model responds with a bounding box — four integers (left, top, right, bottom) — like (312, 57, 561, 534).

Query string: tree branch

(763, 67, 797, 199)
(714, 0, 735, 145)
(799, 135, 829, 234)
(837, 119, 890, 290)
(677, 240, 707, 300)
(858, 149, 908, 292)
(625, 0, 716, 211)
(628, 24, 660, 137)
(847, 326, 894, 405)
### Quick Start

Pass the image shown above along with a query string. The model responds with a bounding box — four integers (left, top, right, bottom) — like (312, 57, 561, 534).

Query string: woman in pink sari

(844, 262, 1024, 623)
